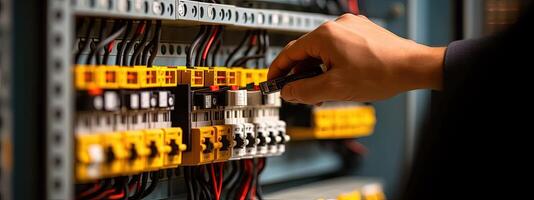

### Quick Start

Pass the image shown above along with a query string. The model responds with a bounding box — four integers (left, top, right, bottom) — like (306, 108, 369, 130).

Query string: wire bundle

(74, 18, 162, 67)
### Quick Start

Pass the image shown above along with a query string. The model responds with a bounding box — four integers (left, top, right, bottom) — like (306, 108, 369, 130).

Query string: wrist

(401, 45, 446, 91)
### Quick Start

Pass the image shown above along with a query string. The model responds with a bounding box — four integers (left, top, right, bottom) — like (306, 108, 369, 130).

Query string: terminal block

(74, 65, 96, 90)
(180, 67, 205, 87)
(284, 102, 376, 140)
(94, 66, 120, 89)
(205, 67, 229, 86)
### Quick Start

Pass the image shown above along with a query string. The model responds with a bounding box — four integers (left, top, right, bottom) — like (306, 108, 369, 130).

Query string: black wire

(129, 173, 148, 200)
(86, 23, 127, 65)
(147, 20, 162, 67)
(256, 158, 267, 200)
(91, 18, 108, 65)
(225, 30, 252, 67)
(140, 171, 160, 199)
(192, 166, 212, 200)
(103, 20, 123, 65)
(115, 20, 133, 66)
(195, 26, 213, 67)
(184, 167, 195, 200)
(122, 21, 146, 66)
(187, 26, 208, 67)
(75, 18, 95, 64)
(242, 31, 258, 59)
(231, 55, 265, 67)
(228, 160, 247, 200)
(130, 20, 153, 66)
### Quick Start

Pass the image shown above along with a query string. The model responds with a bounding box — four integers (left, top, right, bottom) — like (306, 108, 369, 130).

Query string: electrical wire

(115, 20, 133, 66)
(130, 20, 153, 66)
(224, 30, 252, 67)
(75, 18, 95, 64)
(92, 18, 108, 65)
(122, 21, 146, 66)
(255, 158, 267, 200)
(195, 26, 213, 66)
(129, 172, 148, 200)
(140, 171, 160, 199)
(187, 26, 208, 67)
(146, 20, 162, 67)
(103, 20, 123, 65)
(86, 22, 127, 65)
(202, 26, 220, 67)
(184, 167, 195, 200)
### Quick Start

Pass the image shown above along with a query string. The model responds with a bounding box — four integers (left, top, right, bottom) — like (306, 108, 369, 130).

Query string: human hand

(268, 14, 445, 105)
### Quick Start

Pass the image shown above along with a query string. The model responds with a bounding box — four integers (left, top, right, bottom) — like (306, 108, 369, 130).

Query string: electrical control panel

(0, 0, 380, 199)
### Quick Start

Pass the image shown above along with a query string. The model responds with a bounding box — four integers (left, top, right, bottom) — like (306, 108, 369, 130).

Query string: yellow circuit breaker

(144, 129, 165, 170)
(213, 125, 233, 162)
(75, 133, 104, 182)
(123, 130, 150, 173)
(182, 126, 217, 165)
(100, 132, 129, 177)
(162, 127, 187, 168)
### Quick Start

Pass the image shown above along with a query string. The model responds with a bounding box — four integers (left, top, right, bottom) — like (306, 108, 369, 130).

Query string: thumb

(281, 73, 332, 105)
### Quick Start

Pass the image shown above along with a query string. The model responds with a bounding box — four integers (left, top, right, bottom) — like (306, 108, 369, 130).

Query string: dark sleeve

(398, 4, 534, 200)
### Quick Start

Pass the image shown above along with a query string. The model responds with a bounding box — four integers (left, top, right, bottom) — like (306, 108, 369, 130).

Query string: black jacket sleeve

(399, 3, 534, 200)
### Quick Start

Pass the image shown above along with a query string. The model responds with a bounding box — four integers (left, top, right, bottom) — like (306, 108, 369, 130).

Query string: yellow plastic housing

(94, 65, 120, 89)
(206, 67, 228, 86)
(119, 67, 142, 89)
(122, 130, 149, 173)
(144, 129, 165, 170)
(213, 125, 233, 162)
(181, 68, 205, 87)
(75, 133, 103, 182)
(74, 65, 97, 90)
(182, 126, 217, 165)
(101, 132, 128, 177)
(141, 66, 159, 88)
(162, 127, 187, 168)
(159, 66, 179, 87)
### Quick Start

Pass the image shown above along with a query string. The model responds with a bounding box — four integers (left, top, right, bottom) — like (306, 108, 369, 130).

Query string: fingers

(268, 23, 332, 80)
(280, 73, 333, 105)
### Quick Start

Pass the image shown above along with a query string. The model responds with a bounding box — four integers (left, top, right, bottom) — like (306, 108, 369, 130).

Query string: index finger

(267, 25, 328, 80)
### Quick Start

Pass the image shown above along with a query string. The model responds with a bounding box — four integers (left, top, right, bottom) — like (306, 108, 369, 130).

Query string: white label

(141, 92, 150, 109)
(159, 91, 168, 108)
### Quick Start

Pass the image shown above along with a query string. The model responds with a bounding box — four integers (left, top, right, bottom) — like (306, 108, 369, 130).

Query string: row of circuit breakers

(74, 65, 288, 182)
(72, 0, 377, 184)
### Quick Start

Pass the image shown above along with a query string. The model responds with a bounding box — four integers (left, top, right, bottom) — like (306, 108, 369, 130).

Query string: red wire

(202, 26, 219, 61)
(210, 164, 221, 200)
(78, 183, 101, 199)
(348, 0, 360, 14)
(107, 189, 125, 200)
(218, 163, 224, 198)
(89, 189, 115, 200)
(239, 160, 254, 200)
